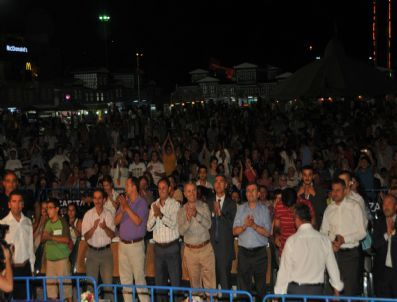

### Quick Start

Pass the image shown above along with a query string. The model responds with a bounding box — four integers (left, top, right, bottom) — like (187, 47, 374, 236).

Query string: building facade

(170, 62, 280, 106)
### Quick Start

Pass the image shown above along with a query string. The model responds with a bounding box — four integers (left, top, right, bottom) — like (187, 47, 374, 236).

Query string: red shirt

(274, 198, 315, 255)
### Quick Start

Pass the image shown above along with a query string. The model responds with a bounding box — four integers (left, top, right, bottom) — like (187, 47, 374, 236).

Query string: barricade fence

(97, 283, 255, 302)
(13, 275, 98, 302)
(263, 294, 397, 302)
(12, 276, 397, 302)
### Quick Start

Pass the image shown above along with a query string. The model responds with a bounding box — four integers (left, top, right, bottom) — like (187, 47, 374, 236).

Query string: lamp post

(98, 14, 111, 68)
(136, 52, 143, 102)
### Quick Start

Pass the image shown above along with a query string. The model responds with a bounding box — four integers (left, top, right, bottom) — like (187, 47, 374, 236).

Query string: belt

(155, 239, 179, 248)
(290, 282, 324, 286)
(339, 246, 359, 252)
(239, 245, 267, 253)
(88, 244, 111, 251)
(121, 237, 144, 244)
(13, 260, 29, 268)
(185, 240, 210, 249)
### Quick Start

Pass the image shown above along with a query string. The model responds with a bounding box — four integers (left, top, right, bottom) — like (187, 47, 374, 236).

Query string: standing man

(1, 190, 35, 300)
(338, 170, 368, 227)
(321, 179, 366, 296)
(275, 204, 344, 295)
(0, 171, 18, 219)
(208, 175, 237, 290)
(373, 194, 397, 298)
(42, 198, 72, 302)
(147, 177, 181, 301)
(297, 165, 327, 229)
(177, 182, 215, 291)
(82, 189, 115, 300)
(196, 165, 214, 189)
(115, 177, 149, 302)
(233, 182, 271, 300)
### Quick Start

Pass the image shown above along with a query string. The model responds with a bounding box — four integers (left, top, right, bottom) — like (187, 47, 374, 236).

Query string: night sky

(0, 0, 385, 91)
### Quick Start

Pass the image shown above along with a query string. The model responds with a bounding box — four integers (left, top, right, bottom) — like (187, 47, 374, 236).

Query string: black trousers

(237, 246, 267, 300)
(375, 267, 397, 298)
(287, 282, 324, 295)
(335, 247, 361, 296)
(214, 245, 233, 290)
(13, 261, 32, 300)
(154, 242, 181, 302)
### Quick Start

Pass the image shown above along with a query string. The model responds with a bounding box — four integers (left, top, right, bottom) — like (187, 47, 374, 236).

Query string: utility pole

(136, 52, 143, 102)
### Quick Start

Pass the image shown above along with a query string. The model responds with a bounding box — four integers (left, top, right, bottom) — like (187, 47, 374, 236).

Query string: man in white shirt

(147, 177, 181, 302)
(1, 190, 35, 300)
(82, 189, 115, 300)
(275, 204, 343, 295)
(321, 179, 366, 296)
(146, 151, 165, 186)
(129, 152, 147, 178)
(195, 165, 213, 189)
(48, 147, 70, 179)
(4, 149, 23, 179)
(338, 170, 368, 227)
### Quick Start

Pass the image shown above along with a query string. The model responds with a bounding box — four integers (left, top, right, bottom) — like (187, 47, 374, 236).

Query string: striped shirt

(274, 198, 315, 254)
(147, 197, 181, 243)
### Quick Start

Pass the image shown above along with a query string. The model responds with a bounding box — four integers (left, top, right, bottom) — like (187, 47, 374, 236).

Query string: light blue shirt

(233, 202, 271, 248)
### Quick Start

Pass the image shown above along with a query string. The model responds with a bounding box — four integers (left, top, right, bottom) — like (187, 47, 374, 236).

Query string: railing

(263, 294, 397, 302)
(13, 276, 253, 301)
(13, 277, 397, 302)
(14, 275, 98, 302)
(97, 283, 254, 302)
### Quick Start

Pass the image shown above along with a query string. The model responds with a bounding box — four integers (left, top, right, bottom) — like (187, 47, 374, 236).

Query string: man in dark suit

(373, 194, 397, 298)
(209, 175, 237, 290)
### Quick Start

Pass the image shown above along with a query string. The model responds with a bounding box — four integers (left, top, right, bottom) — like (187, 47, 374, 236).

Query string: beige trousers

(118, 241, 149, 302)
(184, 243, 216, 290)
(46, 258, 72, 299)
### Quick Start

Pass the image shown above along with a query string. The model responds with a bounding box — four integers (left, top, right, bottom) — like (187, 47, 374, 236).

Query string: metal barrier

(14, 275, 98, 301)
(97, 283, 254, 302)
(263, 294, 397, 302)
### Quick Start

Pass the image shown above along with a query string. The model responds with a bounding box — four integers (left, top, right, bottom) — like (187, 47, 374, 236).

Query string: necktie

(215, 199, 221, 242)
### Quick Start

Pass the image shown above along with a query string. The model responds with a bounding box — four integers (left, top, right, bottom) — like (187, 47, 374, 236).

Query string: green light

(99, 14, 110, 22)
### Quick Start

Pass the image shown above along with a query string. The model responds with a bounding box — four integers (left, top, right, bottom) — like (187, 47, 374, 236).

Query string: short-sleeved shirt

(44, 218, 71, 261)
(274, 198, 315, 254)
(233, 202, 271, 249)
(117, 196, 148, 241)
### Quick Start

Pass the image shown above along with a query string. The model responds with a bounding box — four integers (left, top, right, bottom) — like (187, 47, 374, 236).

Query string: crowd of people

(0, 98, 396, 300)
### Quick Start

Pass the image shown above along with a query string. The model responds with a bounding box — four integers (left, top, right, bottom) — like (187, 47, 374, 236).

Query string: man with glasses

(42, 198, 72, 302)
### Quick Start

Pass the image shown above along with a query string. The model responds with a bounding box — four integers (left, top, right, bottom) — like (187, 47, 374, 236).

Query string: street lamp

(99, 14, 110, 22)
(99, 14, 111, 68)
(136, 52, 143, 102)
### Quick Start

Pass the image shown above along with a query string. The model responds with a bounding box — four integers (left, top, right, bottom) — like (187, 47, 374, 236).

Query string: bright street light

(99, 15, 110, 22)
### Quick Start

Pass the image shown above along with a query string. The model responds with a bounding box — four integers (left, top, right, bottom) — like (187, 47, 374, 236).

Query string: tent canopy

(273, 39, 397, 99)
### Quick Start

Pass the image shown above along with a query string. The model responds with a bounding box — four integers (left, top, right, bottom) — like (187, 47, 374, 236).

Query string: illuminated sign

(26, 62, 32, 71)
(6, 45, 28, 53)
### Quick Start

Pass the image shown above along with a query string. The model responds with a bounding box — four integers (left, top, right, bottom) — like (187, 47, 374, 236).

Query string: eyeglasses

(47, 206, 56, 210)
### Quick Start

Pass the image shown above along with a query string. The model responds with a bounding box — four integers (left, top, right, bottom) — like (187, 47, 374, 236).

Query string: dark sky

(1, 0, 384, 91)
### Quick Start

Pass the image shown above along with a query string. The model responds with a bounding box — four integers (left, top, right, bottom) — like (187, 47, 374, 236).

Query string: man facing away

(275, 204, 344, 296)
